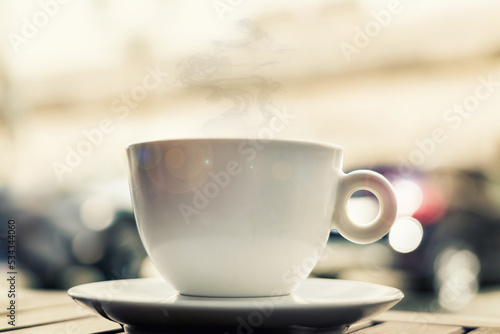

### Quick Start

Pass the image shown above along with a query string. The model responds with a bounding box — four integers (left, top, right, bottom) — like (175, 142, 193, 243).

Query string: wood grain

(376, 311, 500, 328)
(0, 289, 74, 315)
(0, 303, 94, 331)
(350, 321, 465, 334)
(2, 316, 123, 334)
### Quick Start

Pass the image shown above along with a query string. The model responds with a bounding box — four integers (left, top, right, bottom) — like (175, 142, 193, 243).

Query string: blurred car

(0, 185, 147, 290)
(319, 166, 500, 309)
(382, 169, 500, 286)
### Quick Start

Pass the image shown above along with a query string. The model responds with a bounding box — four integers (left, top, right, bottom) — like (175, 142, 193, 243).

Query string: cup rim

(125, 137, 344, 152)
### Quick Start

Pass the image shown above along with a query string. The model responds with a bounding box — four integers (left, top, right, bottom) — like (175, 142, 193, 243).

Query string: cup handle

(333, 170, 398, 244)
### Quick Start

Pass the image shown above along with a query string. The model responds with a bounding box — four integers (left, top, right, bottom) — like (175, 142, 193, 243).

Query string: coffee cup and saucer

(68, 138, 404, 333)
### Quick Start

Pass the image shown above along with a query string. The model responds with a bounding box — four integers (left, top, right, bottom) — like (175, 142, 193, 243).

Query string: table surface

(2, 289, 500, 334)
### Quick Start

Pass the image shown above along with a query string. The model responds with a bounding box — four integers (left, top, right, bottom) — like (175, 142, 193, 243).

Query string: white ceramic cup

(127, 138, 397, 297)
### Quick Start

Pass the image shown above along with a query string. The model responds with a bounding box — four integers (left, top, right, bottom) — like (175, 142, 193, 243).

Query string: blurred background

(1, 0, 500, 317)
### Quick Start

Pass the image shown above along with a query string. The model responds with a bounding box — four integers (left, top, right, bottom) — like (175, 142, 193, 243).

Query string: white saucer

(68, 278, 403, 334)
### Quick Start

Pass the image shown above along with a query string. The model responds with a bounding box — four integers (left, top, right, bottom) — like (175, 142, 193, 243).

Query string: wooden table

(2, 289, 500, 333)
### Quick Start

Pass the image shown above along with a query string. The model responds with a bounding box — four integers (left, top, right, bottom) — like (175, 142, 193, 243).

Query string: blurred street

(2, 0, 500, 319)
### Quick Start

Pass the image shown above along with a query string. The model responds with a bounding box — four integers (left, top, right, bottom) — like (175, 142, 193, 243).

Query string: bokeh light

(388, 217, 423, 253)
(79, 196, 114, 231)
(393, 180, 424, 216)
(145, 140, 214, 193)
(413, 181, 447, 225)
(435, 248, 480, 311)
(138, 142, 162, 170)
(71, 232, 105, 265)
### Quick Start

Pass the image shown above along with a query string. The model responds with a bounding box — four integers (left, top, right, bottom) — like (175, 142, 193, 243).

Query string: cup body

(128, 138, 345, 297)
